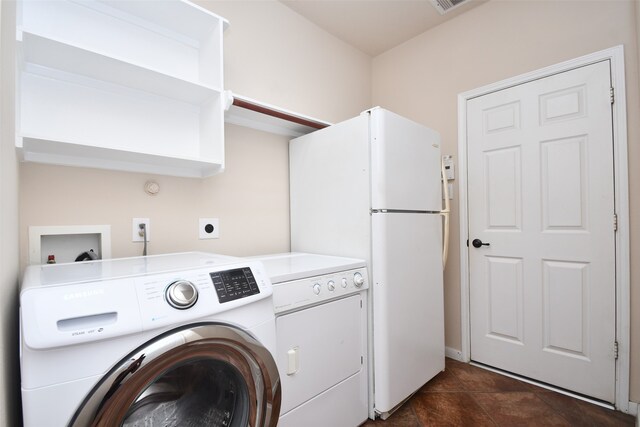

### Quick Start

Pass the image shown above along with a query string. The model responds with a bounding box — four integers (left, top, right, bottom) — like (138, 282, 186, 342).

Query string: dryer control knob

(341, 278, 348, 288)
(313, 283, 321, 295)
(353, 272, 365, 288)
(327, 280, 335, 291)
(166, 280, 198, 309)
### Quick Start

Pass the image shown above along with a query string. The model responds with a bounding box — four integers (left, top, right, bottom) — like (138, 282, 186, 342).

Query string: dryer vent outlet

(199, 218, 219, 239)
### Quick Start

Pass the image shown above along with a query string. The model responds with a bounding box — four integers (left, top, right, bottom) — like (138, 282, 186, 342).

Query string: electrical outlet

(132, 218, 151, 242)
(199, 218, 219, 239)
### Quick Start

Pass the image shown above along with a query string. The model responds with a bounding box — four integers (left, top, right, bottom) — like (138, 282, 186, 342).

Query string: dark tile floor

(362, 358, 636, 427)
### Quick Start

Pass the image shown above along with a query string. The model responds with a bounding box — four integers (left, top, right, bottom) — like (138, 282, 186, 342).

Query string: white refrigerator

(289, 107, 446, 419)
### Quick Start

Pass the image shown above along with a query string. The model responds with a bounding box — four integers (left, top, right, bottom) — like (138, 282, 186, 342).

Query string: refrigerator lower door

(371, 211, 444, 415)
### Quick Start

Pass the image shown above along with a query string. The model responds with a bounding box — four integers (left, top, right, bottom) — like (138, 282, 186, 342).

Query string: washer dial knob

(327, 280, 335, 291)
(341, 278, 348, 288)
(313, 283, 321, 295)
(353, 272, 365, 288)
(166, 280, 198, 309)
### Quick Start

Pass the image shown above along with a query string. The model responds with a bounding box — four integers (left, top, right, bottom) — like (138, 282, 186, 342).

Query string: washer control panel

(20, 260, 273, 350)
(272, 267, 368, 314)
(210, 267, 260, 303)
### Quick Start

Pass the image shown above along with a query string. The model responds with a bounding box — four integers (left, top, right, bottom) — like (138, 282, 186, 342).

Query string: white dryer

(251, 252, 369, 427)
(20, 252, 281, 427)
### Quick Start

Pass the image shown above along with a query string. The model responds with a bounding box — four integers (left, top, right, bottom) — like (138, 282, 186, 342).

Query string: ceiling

(280, 0, 487, 56)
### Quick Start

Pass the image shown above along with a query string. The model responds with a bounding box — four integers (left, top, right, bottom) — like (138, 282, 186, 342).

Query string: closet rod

(232, 98, 329, 130)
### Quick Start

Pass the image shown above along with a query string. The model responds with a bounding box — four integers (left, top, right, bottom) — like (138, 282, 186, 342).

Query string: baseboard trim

(445, 347, 463, 361)
(631, 401, 639, 427)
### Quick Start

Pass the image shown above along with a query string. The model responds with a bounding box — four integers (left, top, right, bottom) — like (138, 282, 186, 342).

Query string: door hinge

(614, 341, 619, 360)
(610, 87, 615, 104)
(613, 213, 618, 231)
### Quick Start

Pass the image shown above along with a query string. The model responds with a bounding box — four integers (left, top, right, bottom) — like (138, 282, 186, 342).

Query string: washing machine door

(70, 323, 280, 427)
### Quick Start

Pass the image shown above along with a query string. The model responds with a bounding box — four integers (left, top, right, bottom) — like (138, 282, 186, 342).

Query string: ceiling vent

(429, 0, 468, 14)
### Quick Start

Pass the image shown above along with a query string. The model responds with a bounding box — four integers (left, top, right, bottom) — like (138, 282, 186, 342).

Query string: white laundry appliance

(250, 252, 369, 427)
(20, 252, 281, 427)
(290, 107, 448, 419)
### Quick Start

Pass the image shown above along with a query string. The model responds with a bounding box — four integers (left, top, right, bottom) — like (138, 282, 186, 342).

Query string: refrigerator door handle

(440, 159, 451, 270)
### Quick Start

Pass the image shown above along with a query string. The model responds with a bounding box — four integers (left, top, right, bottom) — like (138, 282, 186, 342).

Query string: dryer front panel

(276, 294, 364, 414)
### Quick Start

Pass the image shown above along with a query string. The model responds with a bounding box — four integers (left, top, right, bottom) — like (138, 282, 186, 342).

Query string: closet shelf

(20, 31, 223, 105)
(20, 137, 222, 178)
(225, 92, 332, 138)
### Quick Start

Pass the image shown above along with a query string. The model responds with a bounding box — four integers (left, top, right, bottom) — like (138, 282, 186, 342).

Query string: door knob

(472, 239, 490, 248)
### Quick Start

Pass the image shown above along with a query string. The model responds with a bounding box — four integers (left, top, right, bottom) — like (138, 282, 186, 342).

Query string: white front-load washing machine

(20, 252, 281, 427)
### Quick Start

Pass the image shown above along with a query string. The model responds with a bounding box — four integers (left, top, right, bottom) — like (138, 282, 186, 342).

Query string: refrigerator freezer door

(369, 109, 441, 212)
(371, 211, 444, 414)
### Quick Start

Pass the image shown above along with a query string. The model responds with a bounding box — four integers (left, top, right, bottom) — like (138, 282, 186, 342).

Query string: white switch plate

(199, 218, 219, 239)
(132, 218, 150, 242)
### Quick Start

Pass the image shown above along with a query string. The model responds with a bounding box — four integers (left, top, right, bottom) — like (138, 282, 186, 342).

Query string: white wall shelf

(15, 0, 228, 178)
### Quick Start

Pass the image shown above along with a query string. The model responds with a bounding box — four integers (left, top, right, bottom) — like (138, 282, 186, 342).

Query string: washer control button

(341, 278, 348, 288)
(166, 280, 198, 309)
(353, 272, 365, 288)
(313, 283, 321, 295)
(327, 280, 335, 291)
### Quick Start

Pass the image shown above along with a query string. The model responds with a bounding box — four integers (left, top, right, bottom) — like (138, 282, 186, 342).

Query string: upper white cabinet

(15, 0, 229, 178)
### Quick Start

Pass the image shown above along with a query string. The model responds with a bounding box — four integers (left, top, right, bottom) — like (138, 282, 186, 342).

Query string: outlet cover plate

(199, 218, 219, 239)
(132, 218, 150, 242)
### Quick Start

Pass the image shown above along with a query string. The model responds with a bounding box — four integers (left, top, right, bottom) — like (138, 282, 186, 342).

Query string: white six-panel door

(467, 60, 616, 402)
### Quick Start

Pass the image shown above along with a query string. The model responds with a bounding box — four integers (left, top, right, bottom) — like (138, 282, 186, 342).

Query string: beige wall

(1, 1, 21, 425)
(637, 0, 640, 76)
(20, 124, 292, 264)
(18, 0, 372, 270)
(197, 0, 372, 124)
(372, 0, 640, 403)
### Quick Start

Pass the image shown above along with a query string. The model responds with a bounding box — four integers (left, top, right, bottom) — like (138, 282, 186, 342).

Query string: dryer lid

(249, 252, 366, 284)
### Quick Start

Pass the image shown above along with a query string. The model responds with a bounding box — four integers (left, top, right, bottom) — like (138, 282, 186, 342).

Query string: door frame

(457, 45, 630, 412)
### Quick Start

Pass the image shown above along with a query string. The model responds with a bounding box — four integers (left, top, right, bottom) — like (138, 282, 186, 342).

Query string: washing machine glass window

(124, 358, 249, 426)
(70, 324, 281, 427)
